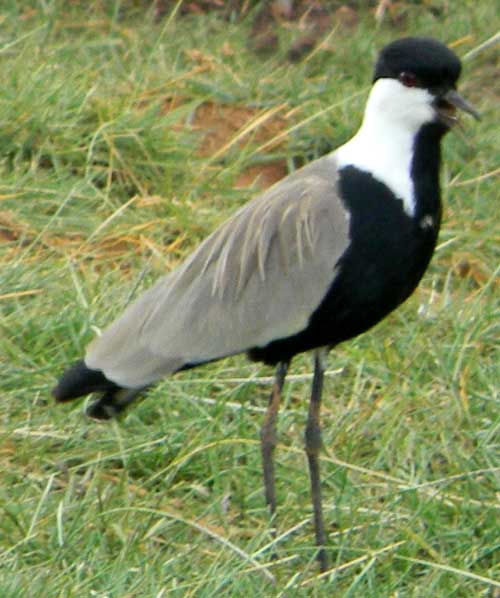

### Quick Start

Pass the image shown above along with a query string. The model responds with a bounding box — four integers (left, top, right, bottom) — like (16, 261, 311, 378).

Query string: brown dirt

(191, 101, 288, 156)
(234, 161, 287, 189)
(0, 211, 28, 243)
(163, 96, 292, 190)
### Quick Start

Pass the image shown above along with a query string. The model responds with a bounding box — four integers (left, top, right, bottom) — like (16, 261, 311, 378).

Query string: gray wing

(85, 155, 350, 387)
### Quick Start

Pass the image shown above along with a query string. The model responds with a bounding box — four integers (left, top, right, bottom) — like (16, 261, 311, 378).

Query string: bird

(52, 37, 479, 571)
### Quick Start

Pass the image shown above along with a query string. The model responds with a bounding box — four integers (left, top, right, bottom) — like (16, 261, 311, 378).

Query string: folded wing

(85, 156, 350, 387)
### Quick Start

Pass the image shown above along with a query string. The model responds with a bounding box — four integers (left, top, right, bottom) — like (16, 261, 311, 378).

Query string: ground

(0, 1, 499, 596)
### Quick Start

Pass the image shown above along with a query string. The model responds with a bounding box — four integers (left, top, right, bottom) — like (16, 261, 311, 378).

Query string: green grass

(1, 1, 499, 595)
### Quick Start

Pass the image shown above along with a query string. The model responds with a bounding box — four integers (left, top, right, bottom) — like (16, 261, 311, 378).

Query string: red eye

(398, 72, 418, 87)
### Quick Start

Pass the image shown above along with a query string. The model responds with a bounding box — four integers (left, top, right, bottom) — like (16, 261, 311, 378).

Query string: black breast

(308, 165, 440, 342)
(249, 133, 443, 366)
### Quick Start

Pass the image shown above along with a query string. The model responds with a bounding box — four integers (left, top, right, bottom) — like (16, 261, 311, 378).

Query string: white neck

(335, 79, 435, 217)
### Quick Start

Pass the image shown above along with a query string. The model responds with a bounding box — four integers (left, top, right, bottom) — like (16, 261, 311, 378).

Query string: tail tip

(52, 360, 115, 402)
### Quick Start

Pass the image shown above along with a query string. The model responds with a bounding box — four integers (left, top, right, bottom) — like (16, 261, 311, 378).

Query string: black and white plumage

(53, 37, 479, 570)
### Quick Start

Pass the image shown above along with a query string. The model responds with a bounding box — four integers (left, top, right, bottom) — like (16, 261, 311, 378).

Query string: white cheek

(371, 80, 435, 130)
(400, 87, 435, 128)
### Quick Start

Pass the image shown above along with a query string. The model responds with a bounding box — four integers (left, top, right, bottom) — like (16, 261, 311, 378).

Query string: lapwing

(53, 37, 479, 571)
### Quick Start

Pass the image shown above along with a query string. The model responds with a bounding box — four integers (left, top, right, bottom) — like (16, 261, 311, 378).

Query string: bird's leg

(260, 360, 289, 527)
(305, 349, 328, 572)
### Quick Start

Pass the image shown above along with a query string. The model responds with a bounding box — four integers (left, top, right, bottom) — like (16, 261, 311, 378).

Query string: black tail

(52, 360, 146, 420)
(52, 360, 118, 402)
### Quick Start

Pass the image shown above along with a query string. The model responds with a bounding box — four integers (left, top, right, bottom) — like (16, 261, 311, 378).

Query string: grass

(1, 1, 499, 595)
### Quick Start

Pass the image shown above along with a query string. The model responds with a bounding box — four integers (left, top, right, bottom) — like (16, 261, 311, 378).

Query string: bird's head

(370, 37, 480, 133)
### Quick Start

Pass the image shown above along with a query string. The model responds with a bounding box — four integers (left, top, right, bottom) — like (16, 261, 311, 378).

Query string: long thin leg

(305, 349, 328, 572)
(260, 360, 289, 524)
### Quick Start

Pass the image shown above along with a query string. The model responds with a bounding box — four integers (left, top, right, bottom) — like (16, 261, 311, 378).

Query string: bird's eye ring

(398, 72, 418, 87)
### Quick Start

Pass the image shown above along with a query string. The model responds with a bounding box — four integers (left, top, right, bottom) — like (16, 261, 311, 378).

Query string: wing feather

(86, 155, 350, 387)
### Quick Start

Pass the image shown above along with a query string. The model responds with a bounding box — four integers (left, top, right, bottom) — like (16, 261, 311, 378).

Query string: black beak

(436, 89, 481, 127)
(443, 89, 481, 119)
